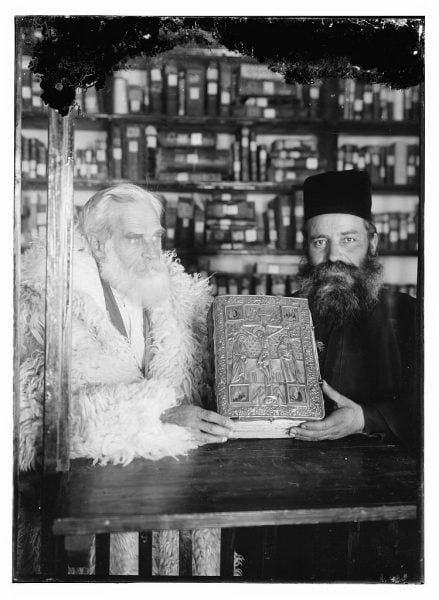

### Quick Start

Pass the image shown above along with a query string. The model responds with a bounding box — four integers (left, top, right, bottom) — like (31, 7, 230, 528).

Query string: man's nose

(327, 241, 342, 263)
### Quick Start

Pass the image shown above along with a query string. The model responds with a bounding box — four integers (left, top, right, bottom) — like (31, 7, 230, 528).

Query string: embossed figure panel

(213, 296, 324, 435)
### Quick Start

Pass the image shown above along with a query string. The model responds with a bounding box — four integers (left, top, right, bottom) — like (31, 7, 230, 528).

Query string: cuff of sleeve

(361, 403, 389, 437)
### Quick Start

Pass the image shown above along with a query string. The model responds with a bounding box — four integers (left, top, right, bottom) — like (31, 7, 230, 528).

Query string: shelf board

(21, 178, 420, 196)
(22, 111, 420, 136)
(334, 120, 420, 136)
(176, 247, 417, 258)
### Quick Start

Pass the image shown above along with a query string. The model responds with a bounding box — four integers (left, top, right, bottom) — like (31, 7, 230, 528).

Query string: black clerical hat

(303, 170, 372, 222)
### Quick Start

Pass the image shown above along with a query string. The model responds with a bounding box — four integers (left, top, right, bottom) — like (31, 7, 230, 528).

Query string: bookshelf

(19, 42, 421, 297)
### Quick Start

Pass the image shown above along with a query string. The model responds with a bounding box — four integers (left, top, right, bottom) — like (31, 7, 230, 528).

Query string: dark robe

(235, 288, 421, 581)
(302, 287, 419, 451)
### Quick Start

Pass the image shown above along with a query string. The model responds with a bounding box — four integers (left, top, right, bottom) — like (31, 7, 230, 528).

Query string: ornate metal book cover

(212, 295, 324, 438)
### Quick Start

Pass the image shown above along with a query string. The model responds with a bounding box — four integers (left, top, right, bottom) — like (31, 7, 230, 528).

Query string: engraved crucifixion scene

(225, 302, 308, 408)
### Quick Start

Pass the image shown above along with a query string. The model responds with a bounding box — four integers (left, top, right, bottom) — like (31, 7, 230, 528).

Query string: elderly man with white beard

(18, 183, 233, 577)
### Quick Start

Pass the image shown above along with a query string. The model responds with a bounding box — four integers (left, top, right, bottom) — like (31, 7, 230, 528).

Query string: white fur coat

(18, 234, 221, 576)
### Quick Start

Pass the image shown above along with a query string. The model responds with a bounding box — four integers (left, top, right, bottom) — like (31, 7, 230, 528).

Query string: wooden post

(13, 18, 23, 578)
(43, 108, 74, 473)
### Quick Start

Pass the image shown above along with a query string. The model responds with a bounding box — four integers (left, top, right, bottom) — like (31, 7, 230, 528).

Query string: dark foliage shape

(19, 16, 424, 115)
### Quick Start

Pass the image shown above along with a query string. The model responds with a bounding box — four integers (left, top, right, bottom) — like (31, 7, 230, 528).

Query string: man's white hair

(80, 183, 164, 243)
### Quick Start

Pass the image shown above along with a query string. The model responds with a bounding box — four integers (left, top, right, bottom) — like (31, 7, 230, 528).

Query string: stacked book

(374, 211, 418, 252)
(267, 139, 323, 183)
(107, 58, 323, 119)
(111, 124, 158, 181)
(337, 142, 420, 186)
(205, 192, 258, 250)
(21, 137, 47, 179)
(232, 127, 268, 182)
(74, 140, 108, 181)
(21, 56, 47, 113)
(163, 192, 259, 251)
(338, 79, 420, 121)
(208, 272, 299, 297)
(264, 191, 304, 252)
(233, 63, 322, 119)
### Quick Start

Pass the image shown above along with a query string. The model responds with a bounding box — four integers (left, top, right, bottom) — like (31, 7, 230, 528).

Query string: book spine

(219, 62, 232, 116)
(96, 139, 108, 180)
(111, 125, 123, 179)
(369, 146, 381, 183)
(399, 212, 408, 251)
(385, 145, 395, 184)
(177, 69, 186, 116)
(403, 88, 413, 121)
(31, 74, 44, 111)
(363, 83, 373, 120)
(128, 85, 144, 114)
(123, 125, 142, 180)
(84, 86, 100, 114)
(176, 197, 195, 248)
(389, 213, 400, 252)
(164, 61, 178, 116)
(257, 145, 268, 182)
(379, 87, 388, 120)
(36, 141, 47, 178)
(274, 194, 295, 250)
(379, 146, 387, 183)
(21, 56, 32, 111)
(240, 276, 252, 295)
(249, 131, 258, 181)
(265, 200, 278, 248)
(186, 65, 205, 116)
(407, 212, 418, 252)
(393, 89, 404, 121)
(232, 141, 241, 182)
(294, 190, 304, 251)
(149, 60, 163, 114)
(254, 274, 268, 295)
(407, 144, 418, 185)
(144, 125, 157, 179)
(206, 61, 219, 116)
(372, 84, 381, 120)
(29, 138, 38, 179)
(163, 204, 176, 249)
(309, 81, 321, 119)
(240, 127, 250, 182)
(113, 74, 128, 114)
(393, 141, 408, 185)
(353, 81, 364, 120)
(381, 213, 390, 251)
(193, 203, 206, 249)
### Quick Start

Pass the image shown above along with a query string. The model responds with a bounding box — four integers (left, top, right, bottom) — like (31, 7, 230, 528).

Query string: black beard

(296, 255, 383, 328)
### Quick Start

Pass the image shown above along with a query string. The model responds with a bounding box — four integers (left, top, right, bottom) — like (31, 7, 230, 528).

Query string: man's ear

(90, 235, 106, 260)
(369, 232, 378, 256)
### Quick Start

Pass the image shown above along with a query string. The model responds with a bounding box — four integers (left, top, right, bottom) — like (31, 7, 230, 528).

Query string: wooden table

(52, 436, 420, 579)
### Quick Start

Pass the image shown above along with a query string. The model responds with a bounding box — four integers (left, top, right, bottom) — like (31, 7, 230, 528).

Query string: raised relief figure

(213, 295, 324, 438)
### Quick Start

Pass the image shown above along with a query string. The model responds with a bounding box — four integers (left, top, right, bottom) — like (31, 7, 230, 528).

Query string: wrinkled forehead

(306, 213, 367, 237)
(113, 201, 161, 234)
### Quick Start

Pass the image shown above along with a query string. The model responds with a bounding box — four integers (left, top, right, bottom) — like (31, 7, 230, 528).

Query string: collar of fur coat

(21, 232, 212, 404)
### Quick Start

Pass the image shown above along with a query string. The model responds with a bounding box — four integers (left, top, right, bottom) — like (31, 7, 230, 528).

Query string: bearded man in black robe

(235, 170, 421, 581)
(289, 170, 419, 451)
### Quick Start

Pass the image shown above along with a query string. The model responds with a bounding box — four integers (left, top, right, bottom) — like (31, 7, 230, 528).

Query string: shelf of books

(19, 42, 420, 298)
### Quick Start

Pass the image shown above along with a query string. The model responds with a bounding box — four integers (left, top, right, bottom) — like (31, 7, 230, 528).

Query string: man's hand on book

(161, 405, 234, 445)
(288, 380, 365, 441)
